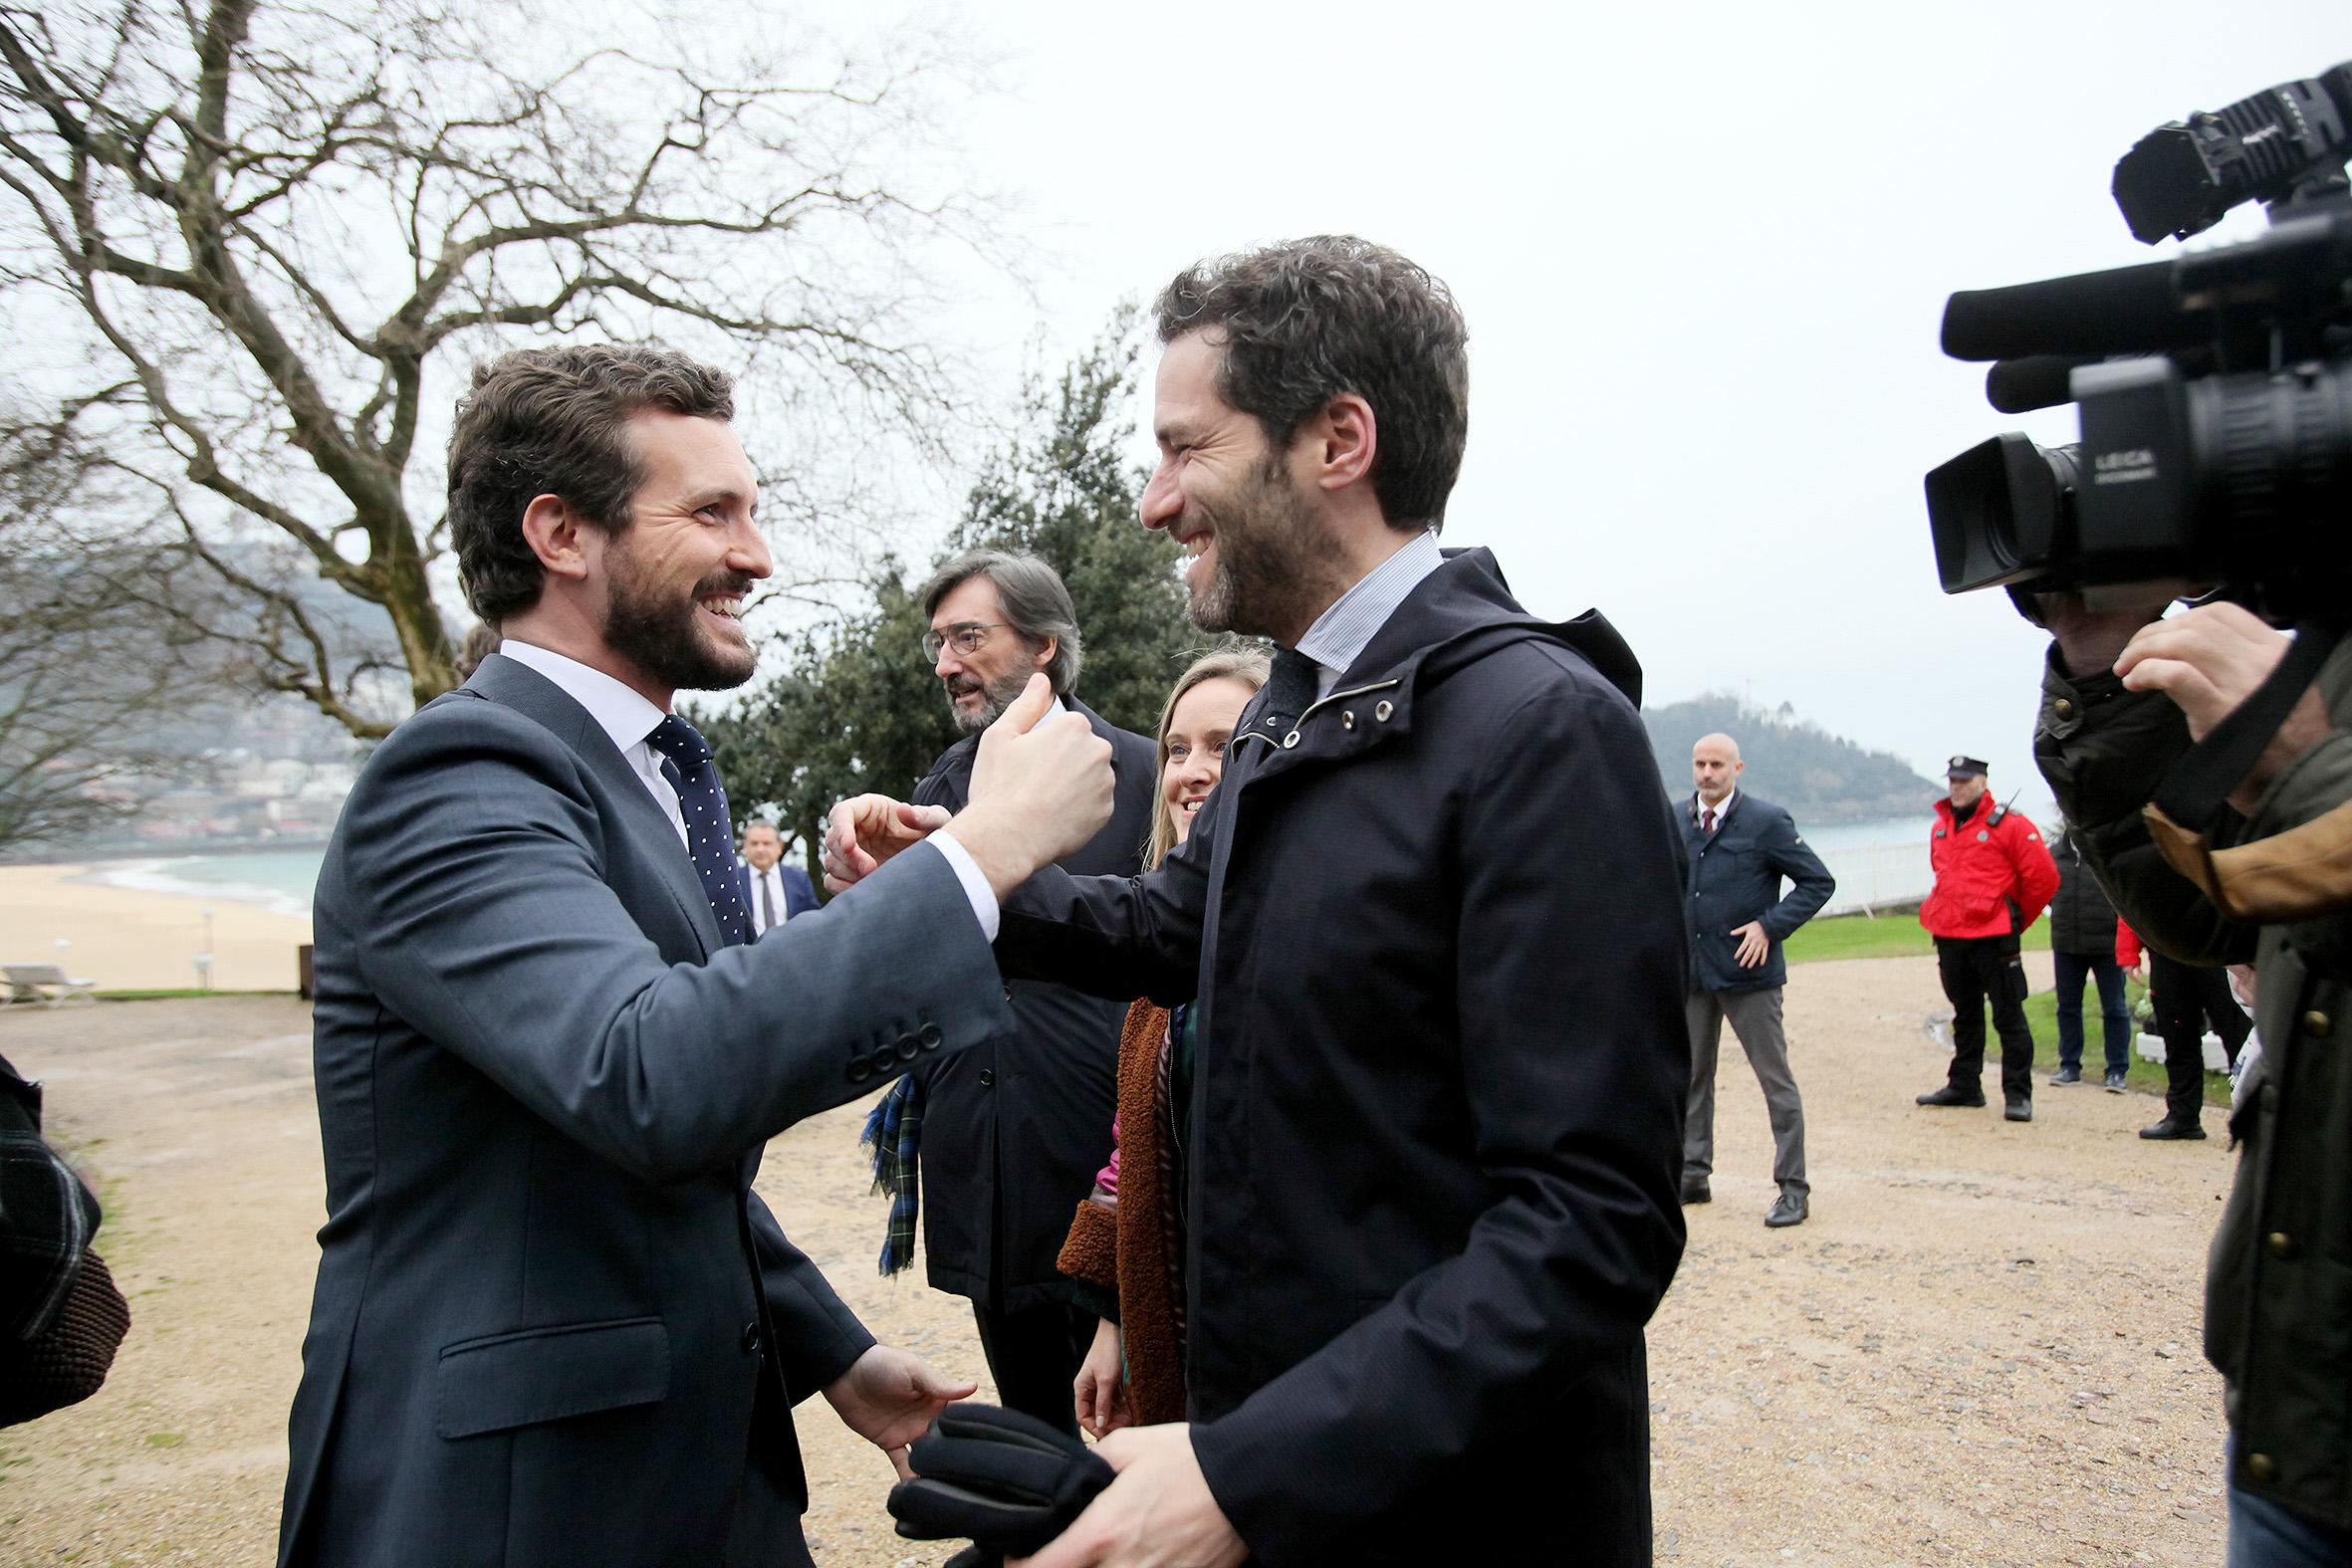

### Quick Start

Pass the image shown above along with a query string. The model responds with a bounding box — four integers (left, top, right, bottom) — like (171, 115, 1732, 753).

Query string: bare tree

(0, 413, 206, 852)
(0, 0, 992, 737)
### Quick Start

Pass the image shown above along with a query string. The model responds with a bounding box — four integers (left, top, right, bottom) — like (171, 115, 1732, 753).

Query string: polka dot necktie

(646, 714, 751, 949)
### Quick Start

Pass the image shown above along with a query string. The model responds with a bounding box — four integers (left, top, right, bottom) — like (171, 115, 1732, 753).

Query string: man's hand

(823, 1344, 977, 1478)
(1073, 1317, 1131, 1439)
(1730, 920, 1770, 969)
(2037, 590, 2173, 682)
(943, 674, 1116, 900)
(1011, 1424, 1245, 1568)
(823, 796, 954, 894)
(2114, 602, 2335, 812)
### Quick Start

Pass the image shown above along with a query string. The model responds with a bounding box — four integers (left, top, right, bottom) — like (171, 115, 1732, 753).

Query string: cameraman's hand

(941, 674, 1115, 901)
(2115, 602, 2334, 812)
(2036, 591, 2171, 681)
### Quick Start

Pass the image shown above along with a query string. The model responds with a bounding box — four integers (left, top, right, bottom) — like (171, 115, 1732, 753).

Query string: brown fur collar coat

(1056, 1000, 1184, 1426)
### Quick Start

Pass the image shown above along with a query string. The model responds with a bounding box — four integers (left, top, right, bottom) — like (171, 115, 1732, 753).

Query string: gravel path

(0, 953, 2232, 1565)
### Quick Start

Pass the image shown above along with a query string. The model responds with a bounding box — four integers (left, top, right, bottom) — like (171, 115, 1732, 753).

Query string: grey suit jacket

(278, 653, 1013, 1568)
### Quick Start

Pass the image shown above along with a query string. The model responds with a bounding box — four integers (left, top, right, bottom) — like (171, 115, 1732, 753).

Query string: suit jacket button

(741, 1322, 762, 1355)
(919, 1022, 945, 1050)
(1374, 700, 1394, 722)
(896, 1033, 919, 1062)
(2246, 1452, 2279, 1485)
(2305, 1010, 2332, 1037)
(870, 1047, 899, 1076)
(846, 1059, 872, 1085)
(978, 1068, 995, 1088)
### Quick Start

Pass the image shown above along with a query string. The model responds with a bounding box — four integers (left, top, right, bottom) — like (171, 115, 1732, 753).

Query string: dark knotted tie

(645, 714, 752, 949)
(1262, 647, 1320, 732)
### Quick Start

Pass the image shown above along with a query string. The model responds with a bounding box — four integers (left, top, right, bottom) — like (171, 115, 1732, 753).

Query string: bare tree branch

(0, 0, 1007, 738)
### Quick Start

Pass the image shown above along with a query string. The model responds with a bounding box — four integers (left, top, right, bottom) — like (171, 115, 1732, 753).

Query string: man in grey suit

(277, 344, 1114, 1568)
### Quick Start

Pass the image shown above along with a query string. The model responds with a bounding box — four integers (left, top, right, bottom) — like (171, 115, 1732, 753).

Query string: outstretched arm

(334, 703, 1014, 1187)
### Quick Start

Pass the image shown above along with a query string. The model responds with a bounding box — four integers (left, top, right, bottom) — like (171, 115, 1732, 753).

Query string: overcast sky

(784, 0, 2344, 816)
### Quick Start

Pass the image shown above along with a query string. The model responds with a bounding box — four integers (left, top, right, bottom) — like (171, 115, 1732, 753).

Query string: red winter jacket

(1919, 796, 2059, 940)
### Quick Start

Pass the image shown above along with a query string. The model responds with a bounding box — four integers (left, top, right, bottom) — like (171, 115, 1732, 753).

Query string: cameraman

(2036, 595, 2349, 1562)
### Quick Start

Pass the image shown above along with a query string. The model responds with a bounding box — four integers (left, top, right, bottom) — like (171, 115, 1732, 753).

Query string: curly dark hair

(449, 344, 735, 623)
(1153, 236, 1469, 531)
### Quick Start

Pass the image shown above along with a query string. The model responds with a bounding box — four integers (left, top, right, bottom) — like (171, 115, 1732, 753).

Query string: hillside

(1643, 693, 1941, 824)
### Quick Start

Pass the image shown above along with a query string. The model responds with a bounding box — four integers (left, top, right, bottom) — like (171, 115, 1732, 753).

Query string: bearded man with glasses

(865, 550, 1156, 1438)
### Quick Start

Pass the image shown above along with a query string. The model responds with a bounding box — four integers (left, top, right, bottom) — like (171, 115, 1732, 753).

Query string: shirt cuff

(924, 834, 1000, 942)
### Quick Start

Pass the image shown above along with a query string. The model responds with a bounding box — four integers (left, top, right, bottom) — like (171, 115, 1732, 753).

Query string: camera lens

(2193, 361, 2352, 554)
(1925, 434, 2080, 593)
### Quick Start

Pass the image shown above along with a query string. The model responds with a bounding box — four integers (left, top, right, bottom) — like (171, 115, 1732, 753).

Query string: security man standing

(1681, 733, 1836, 1227)
(1916, 756, 2058, 1122)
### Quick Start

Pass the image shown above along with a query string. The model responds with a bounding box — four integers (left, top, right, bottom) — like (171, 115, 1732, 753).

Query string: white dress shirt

(742, 861, 797, 935)
(498, 640, 687, 846)
(495, 640, 998, 938)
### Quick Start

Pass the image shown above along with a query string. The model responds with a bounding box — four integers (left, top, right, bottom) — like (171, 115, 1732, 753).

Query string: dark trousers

(2052, 949, 2131, 1074)
(972, 1298, 1093, 1440)
(2150, 952, 2252, 1126)
(1937, 935, 2034, 1098)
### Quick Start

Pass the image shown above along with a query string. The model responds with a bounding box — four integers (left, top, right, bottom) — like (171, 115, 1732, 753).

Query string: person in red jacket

(1915, 756, 2060, 1122)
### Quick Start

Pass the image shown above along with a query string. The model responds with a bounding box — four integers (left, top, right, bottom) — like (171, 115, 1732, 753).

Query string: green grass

(1783, 910, 2051, 965)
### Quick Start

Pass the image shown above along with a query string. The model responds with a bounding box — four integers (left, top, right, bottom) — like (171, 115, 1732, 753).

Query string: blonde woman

(1057, 647, 1267, 1435)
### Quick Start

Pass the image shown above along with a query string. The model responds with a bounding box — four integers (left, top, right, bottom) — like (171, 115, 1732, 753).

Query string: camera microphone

(1940, 260, 2186, 361)
(1985, 355, 2092, 414)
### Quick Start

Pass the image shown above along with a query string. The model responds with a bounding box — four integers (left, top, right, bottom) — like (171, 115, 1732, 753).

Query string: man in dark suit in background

(738, 819, 818, 937)
(1681, 732, 1836, 1229)
(894, 550, 1155, 1437)
(828, 238, 1688, 1567)
(278, 344, 1115, 1568)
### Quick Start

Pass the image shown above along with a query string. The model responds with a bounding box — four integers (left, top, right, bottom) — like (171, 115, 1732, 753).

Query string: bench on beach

(3, 963, 98, 1008)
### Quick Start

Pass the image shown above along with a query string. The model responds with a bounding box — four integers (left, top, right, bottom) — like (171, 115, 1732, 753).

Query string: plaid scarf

(860, 1074, 924, 1276)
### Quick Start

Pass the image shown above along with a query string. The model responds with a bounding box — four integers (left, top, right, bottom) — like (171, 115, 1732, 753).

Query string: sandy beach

(0, 950, 2234, 1566)
(0, 863, 313, 994)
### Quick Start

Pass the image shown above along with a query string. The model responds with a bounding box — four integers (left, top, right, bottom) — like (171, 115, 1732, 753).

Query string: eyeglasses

(922, 622, 1011, 661)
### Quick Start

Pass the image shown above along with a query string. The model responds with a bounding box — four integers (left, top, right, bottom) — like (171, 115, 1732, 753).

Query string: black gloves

(888, 1403, 1114, 1561)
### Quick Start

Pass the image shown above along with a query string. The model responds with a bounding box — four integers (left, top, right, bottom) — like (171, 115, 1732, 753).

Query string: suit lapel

(467, 655, 723, 959)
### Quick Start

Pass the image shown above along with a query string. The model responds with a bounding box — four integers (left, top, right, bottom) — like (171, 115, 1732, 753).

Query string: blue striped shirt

(1292, 529, 1445, 698)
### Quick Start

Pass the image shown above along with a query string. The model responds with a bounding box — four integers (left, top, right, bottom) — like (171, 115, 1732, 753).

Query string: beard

(1185, 456, 1341, 640)
(944, 661, 1038, 735)
(601, 540, 758, 693)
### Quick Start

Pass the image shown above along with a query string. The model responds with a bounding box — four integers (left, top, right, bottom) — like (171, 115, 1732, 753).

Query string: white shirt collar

(498, 640, 669, 756)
